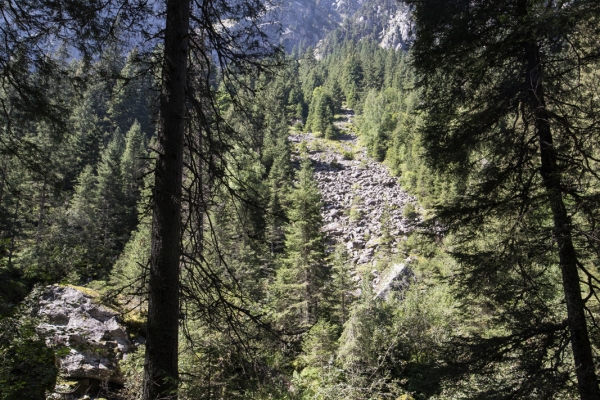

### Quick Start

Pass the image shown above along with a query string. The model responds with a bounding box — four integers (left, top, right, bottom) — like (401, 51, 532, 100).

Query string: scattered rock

(301, 139, 417, 263)
(290, 110, 420, 299)
(323, 221, 343, 234)
(365, 237, 380, 248)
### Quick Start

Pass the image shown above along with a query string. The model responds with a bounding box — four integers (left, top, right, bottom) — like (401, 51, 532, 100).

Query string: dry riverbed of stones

(289, 113, 419, 293)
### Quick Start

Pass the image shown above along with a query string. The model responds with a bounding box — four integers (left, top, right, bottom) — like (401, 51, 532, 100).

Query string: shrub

(0, 290, 58, 400)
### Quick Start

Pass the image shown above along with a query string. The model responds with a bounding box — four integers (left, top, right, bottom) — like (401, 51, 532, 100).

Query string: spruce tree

(108, 48, 153, 136)
(96, 130, 126, 251)
(305, 87, 335, 138)
(121, 120, 148, 232)
(408, 0, 600, 397)
(271, 155, 326, 332)
(342, 50, 363, 109)
(265, 179, 287, 256)
(68, 165, 103, 279)
(264, 137, 293, 255)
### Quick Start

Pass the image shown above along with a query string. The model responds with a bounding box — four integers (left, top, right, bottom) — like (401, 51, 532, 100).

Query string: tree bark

(143, 0, 190, 398)
(526, 42, 600, 400)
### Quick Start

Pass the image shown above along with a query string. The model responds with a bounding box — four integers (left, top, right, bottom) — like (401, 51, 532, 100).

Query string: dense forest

(1, 0, 600, 399)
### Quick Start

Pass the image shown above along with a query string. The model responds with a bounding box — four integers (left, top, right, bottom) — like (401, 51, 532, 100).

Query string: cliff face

(275, 0, 414, 52)
(377, 1, 414, 51)
(276, 0, 341, 52)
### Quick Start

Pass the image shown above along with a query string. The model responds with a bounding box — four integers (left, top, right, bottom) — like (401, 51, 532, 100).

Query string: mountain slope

(290, 108, 419, 299)
(275, 0, 414, 52)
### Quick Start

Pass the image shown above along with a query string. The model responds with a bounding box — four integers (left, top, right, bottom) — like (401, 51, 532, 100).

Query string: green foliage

(0, 290, 58, 400)
(341, 51, 363, 109)
(402, 203, 417, 220)
(407, 0, 600, 397)
(293, 320, 340, 399)
(348, 194, 362, 222)
(341, 150, 354, 160)
(117, 344, 145, 399)
(6, 5, 593, 397)
(121, 121, 148, 231)
(108, 48, 154, 136)
(305, 87, 335, 137)
(359, 88, 399, 161)
(335, 269, 454, 399)
(327, 244, 353, 326)
(271, 156, 326, 332)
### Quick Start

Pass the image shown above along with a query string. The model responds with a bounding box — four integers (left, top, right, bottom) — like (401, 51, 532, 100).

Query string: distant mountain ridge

(275, 0, 413, 53)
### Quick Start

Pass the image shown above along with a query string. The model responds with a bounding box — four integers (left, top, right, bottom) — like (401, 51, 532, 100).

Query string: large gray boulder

(38, 285, 134, 384)
(373, 262, 414, 300)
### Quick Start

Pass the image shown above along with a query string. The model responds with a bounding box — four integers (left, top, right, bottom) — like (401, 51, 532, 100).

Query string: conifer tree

(108, 49, 153, 136)
(328, 244, 352, 326)
(264, 137, 293, 255)
(408, 0, 600, 397)
(121, 120, 148, 231)
(96, 130, 126, 251)
(266, 180, 287, 256)
(68, 89, 104, 182)
(305, 87, 335, 138)
(271, 155, 326, 332)
(342, 50, 363, 109)
(68, 165, 103, 279)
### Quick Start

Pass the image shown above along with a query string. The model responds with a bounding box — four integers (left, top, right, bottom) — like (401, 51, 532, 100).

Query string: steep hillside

(275, 0, 414, 52)
(290, 108, 420, 302)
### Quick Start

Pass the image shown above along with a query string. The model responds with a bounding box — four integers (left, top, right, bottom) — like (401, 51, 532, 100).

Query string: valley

(2, 0, 600, 399)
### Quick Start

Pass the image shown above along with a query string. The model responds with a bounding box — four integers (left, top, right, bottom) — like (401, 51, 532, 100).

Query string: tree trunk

(143, 0, 190, 398)
(527, 42, 600, 400)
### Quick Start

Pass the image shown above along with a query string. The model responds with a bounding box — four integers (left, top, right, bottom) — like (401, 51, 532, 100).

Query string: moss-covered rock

(37, 285, 135, 385)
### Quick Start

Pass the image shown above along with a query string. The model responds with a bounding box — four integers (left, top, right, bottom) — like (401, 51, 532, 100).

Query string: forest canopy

(1, 0, 600, 399)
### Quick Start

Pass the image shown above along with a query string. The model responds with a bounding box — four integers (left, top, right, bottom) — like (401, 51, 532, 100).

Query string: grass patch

(342, 150, 354, 160)
(63, 284, 102, 299)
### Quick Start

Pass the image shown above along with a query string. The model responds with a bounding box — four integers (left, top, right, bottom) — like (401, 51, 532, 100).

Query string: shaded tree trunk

(143, 0, 190, 398)
(526, 42, 600, 400)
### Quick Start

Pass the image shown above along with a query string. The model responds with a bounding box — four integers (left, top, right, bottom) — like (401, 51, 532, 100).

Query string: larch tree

(407, 0, 600, 398)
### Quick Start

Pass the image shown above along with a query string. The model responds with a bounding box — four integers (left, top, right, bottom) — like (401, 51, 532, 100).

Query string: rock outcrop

(378, 2, 414, 51)
(373, 261, 415, 300)
(267, 0, 414, 53)
(38, 285, 134, 385)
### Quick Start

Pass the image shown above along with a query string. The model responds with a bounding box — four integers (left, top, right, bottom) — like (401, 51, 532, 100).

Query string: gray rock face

(378, 2, 414, 51)
(38, 285, 134, 384)
(275, 0, 341, 52)
(268, 0, 413, 53)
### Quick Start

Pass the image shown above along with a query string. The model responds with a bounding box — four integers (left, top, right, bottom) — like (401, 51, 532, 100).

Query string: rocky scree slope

(289, 110, 418, 296)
